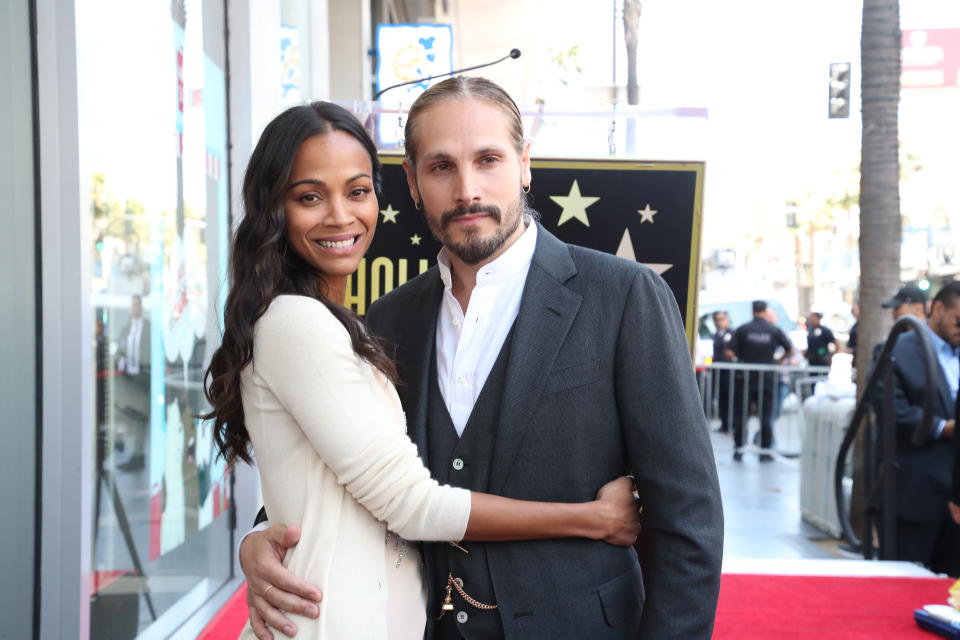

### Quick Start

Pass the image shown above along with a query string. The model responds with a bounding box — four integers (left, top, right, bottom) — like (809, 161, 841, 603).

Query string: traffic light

(829, 62, 851, 118)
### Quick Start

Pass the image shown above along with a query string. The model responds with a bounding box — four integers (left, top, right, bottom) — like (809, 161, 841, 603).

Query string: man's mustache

(440, 203, 502, 228)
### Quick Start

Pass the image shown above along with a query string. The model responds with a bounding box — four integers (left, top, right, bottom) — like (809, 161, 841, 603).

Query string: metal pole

(742, 370, 750, 449)
(701, 368, 711, 419)
(758, 370, 765, 450)
(727, 369, 735, 433)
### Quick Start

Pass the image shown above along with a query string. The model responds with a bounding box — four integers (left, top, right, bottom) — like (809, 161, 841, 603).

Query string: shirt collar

(437, 216, 537, 289)
(923, 322, 959, 355)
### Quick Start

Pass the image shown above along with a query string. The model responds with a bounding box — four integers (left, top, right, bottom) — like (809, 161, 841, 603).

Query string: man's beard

(427, 198, 524, 265)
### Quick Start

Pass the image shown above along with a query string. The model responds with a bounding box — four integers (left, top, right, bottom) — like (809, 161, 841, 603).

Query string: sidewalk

(711, 426, 846, 564)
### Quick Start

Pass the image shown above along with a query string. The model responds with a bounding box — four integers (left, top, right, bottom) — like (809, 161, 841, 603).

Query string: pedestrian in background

(883, 284, 929, 321)
(712, 310, 734, 433)
(871, 285, 930, 362)
(846, 303, 859, 356)
(875, 282, 960, 575)
(727, 300, 793, 462)
(804, 311, 840, 370)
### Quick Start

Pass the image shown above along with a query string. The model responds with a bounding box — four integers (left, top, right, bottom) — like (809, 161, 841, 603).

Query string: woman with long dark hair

(205, 102, 639, 639)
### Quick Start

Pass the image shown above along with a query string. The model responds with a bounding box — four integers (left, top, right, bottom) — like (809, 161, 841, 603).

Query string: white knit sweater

(239, 295, 471, 639)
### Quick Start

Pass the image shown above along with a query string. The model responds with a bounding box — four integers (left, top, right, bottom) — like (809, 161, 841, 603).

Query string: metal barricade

(698, 362, 831, 456)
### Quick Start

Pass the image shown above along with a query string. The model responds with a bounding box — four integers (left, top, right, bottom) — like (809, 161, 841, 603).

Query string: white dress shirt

(435, 219, 537, 436)
(921, 323, 960, 438)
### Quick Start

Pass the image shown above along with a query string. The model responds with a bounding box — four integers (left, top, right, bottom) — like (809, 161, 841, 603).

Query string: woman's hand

(240, 525, 322, 639)
(593, 476, 642, 546)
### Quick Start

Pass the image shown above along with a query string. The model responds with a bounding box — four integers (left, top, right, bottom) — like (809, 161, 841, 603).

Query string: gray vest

(424, 329, 514, 640)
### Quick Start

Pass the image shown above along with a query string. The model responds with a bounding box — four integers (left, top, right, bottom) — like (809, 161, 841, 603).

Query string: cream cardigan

(239, 295, 471, 639)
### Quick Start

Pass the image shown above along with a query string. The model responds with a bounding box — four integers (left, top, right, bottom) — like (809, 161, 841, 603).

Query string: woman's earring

(415, 199, 422, 210)
(522, 184, 531, 194)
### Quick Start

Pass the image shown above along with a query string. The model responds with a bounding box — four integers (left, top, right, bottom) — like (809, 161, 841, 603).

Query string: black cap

(881, 285, 928, 308)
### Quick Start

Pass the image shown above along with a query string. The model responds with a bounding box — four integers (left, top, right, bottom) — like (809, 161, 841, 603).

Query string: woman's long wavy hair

(204, 101, 397, 466)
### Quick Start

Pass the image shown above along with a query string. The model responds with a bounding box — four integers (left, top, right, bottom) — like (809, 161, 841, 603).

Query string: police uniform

(806, 324, 836, 367)
(729, 317, 793, 454)
(712, 327, 734, 433)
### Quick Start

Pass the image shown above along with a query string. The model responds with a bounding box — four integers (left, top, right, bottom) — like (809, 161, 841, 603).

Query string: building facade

(1, 1, 371, 637)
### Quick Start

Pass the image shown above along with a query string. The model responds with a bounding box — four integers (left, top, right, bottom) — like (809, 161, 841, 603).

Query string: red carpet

(200, 575, 955, 639)
(714, 574, 954, 639)
(197, 583, 248, 640)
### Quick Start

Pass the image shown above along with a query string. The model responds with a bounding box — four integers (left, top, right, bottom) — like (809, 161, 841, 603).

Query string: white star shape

(615, 228, 673, 274)
(410, 234, 422, 246)
(380, 204, 399, 224)
(638, 204, 658, 224)
(550, 180, 600, 227)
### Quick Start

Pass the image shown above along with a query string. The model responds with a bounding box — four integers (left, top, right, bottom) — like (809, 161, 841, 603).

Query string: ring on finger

(263, 584, 276, 598)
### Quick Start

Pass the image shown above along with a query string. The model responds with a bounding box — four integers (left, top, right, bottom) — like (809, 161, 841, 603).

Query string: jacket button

(452, 458, 464, 470)
(456, 611, 469, 624)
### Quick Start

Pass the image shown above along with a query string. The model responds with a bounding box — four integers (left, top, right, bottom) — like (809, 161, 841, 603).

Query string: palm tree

(851, 0, 901, 534)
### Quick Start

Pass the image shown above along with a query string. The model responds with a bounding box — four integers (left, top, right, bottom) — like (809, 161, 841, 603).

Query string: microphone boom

(373, 49, 521, 101)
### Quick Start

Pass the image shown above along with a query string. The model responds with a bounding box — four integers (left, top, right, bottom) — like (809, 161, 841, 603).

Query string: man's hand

(950, 502, 960, 526)
(594, 476, 643, 546)
(943, 420, 955, 439)
(241, 525, 322, 639)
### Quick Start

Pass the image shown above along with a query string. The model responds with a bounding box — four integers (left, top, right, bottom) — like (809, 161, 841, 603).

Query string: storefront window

(78, 0, 233, 635)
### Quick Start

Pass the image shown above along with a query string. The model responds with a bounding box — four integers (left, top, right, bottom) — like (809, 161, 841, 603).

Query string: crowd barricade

(697, 362, 831, 456)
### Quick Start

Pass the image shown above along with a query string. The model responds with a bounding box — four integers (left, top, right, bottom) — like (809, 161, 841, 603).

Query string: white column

(35, 1, 93, 637)
(309, 0, 332, 99)
(328, 0, 372, 101)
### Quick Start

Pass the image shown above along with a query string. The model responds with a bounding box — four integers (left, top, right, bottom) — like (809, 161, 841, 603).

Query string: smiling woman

(205, 101, 396, 470)
(284, 131, 380, 305)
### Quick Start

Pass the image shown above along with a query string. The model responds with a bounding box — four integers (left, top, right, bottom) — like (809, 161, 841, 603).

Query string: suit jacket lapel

(918, 329, 957, 418)
(490, 226, 582, 493)
(399, 273, 443, 457)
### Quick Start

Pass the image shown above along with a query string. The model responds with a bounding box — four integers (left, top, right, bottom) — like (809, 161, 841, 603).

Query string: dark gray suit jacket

(875, 329, 955, 523)
(366, 224, 723, 639)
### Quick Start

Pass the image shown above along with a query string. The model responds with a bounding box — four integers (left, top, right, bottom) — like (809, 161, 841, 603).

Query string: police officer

(804, 312, 840, 368)
(712, 311, 734, 433)
(727, 300, 794, 462)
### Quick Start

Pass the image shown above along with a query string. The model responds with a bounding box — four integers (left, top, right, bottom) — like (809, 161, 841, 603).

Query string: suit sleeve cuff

(936, 419, 946, 439)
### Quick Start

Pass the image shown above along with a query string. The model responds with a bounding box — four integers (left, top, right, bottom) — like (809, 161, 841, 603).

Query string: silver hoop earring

(415, 199, 422, 210)
(522, 184, 531, 195)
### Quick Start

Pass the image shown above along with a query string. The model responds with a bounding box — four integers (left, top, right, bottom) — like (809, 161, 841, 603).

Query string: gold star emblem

(380, 204, 399, 224)
(410, 234, 422, 246)
(550, 180, 600, 227)
(638, 204, 658, 224)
